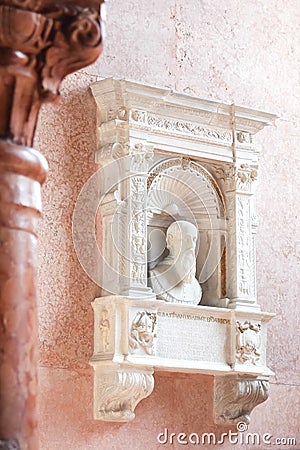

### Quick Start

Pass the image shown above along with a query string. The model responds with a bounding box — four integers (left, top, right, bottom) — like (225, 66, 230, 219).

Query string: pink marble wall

(35, 0, 300, 448)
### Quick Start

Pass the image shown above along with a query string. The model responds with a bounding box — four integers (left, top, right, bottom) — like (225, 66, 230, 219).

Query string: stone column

(224, 163, 259, 310)
(115, 143, 155, 298)
(124, 144, 154, 297)
(0, 1, 103, 448)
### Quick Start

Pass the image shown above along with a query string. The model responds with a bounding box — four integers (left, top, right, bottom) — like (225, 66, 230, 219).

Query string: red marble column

(0, 143, 48, 449)
(0, 1, 103, 448)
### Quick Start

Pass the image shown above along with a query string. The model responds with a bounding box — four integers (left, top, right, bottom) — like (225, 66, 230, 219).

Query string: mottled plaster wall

(35, 0, 300, 448)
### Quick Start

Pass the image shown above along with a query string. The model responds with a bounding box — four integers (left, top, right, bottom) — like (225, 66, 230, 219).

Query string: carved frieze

(130, 110, 233, 143)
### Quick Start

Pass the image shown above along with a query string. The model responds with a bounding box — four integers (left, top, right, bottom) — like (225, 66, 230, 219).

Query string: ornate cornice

(0, 0, 103, 146)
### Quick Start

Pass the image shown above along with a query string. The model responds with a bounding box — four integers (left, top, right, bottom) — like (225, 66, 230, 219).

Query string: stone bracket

(90, 362, 154, 422)
(214, 375, 270, 425)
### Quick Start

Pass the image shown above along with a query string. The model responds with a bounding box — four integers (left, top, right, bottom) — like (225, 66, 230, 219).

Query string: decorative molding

(236, 321, 261, 365)
(129, 311, 157, 355)
(215, 376, 270, 424)
(130, 110, 233, 143)
(0, 0, 103, 146)
(92, 366, 154, 422)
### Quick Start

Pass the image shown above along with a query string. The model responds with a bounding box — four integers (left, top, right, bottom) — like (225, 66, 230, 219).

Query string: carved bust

(148, 220, 202, 305)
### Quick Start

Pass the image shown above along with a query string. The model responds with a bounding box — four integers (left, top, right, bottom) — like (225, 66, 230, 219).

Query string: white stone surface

(89, 79, 275, 423)
(148, 221, 202, 305)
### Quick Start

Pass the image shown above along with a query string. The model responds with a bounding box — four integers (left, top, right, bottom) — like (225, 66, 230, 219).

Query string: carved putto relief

(236, 321, 261, 364)
(129, 311, 157, 355)
(99, 308, 110, 352)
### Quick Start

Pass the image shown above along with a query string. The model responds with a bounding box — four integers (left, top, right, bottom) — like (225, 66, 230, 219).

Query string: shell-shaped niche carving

(148, 158, 224, 223)
(147, 158, 226, 294)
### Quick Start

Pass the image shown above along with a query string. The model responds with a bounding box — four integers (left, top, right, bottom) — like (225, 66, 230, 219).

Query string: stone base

(90, 296, 273, 422)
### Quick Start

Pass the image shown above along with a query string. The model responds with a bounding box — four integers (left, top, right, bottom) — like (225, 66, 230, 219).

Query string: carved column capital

(0, 0, 103, 146)
(216, 163, 258, 194)
(129, 143, 154, 173)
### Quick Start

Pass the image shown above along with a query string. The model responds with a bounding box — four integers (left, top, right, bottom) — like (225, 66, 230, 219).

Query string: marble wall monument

(72, 79, 276, 424)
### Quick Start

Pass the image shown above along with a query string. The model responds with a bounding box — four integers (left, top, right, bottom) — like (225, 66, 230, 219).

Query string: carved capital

(214, 376, 270, 425)
(216, 163, 258, 193)
(91, 365, 154, 422)
(0, 0, 103, 146)
(130, 143, 154, 173)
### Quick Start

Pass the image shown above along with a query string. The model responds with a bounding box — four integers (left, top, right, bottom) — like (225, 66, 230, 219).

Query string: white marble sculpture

(88, 79, 276, 424)
(148, 220, 202, 305)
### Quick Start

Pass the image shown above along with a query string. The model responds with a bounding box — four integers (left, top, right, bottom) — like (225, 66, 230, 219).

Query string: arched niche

(147, 157, 227, 307)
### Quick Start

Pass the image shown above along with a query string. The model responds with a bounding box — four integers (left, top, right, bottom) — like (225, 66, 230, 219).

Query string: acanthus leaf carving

(215, 376, 270, 425)
(130, 110, 233, 143)
(215, 163, 257, 193)
(42, 4, 102, 95)
(93, 367, 154, 422)
(0, 0, 103, 146)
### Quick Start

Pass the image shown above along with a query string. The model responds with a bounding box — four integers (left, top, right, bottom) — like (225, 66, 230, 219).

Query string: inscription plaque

(156, 311, 230, 363)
